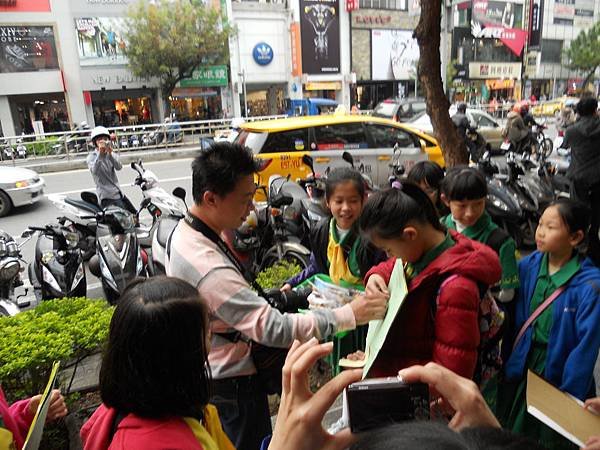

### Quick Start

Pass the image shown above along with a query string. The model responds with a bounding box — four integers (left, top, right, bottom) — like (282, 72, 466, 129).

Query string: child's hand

(27, 390, 68, 422)
(345, 350, 365, 361)
(280, 283, 292, 292)
(365, 275, 389, 297)
(584, 397, 600, 415)
(583, 436, 600, 450)
(350, 292, 387, 325)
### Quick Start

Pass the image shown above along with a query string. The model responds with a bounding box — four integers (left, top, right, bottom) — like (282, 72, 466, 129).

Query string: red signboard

(0, 0, 51, 12)
(346, 0, 359, 11)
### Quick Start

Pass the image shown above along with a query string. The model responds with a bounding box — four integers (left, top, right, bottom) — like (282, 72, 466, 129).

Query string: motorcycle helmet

(91, 126, 111, 145)
(519, 101, 530, 116)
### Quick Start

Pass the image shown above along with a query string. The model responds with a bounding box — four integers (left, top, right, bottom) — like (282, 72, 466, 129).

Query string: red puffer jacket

(365, 230, 501, 379)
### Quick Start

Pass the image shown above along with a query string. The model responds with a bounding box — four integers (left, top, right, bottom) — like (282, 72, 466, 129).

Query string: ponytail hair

(360, 183, 444, 240)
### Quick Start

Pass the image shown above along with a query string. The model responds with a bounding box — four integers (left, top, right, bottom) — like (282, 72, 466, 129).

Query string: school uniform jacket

(504, 251, 600, 400)
(364, 230, 501, 379)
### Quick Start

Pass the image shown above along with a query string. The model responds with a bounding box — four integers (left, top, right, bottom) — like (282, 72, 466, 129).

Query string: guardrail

(0, 115, 286, 164)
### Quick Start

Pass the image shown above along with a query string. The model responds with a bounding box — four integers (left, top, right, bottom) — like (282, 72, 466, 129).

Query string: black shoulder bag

(183, 212, 289, 395)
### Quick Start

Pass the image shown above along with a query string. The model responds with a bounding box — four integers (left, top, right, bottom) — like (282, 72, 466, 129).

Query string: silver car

(0, 166, 45, 217)
(409, 107, 504, 153)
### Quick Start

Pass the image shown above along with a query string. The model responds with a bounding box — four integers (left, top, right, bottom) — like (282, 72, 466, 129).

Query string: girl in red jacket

(355, 183, 501, 379)
(81, 277, 234, 450)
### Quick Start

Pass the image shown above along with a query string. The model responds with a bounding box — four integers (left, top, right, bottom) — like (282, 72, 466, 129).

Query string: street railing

(0, 115, 286, 165)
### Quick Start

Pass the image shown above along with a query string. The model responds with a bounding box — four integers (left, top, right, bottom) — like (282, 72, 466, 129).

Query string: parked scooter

(26, 220, 86, 301)
(85, 197, 147, 304)
(1, 137, 14, 161)
(16, 138, 27, 159)
(0, 230, 30, 316)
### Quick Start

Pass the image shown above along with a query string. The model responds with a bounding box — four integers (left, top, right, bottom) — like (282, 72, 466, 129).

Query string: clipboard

(23, 361, 60, 450)
(338, 259, 408, 378)
(526, 370, 600, 447)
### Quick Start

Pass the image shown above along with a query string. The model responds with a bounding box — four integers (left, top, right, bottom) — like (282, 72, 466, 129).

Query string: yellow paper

(362, 259, 408, 378)
(23, 361, 60, 450)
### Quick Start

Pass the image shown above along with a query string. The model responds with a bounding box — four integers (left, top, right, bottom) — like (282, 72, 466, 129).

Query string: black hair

(191, 141, 261, 204)
(99, 277, 211, 419)
(576, 96, 598, 117)
(442, 166, 487, 201)
(457, 103, 467, 113)
(407, 161, 445, 192)
(549, 198, 591, 236)
(359, 183, 444, 240)
(351, 422, 545, 450)
(325, 167, 366, 201)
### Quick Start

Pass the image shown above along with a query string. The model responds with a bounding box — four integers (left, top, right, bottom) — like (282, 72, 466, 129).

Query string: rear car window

(234, 130, 268, 154)
(261, 129, 309, 153)
(313, 123, 369, 150)
(373, 102, 397, 118)
(367, 124, 419, 148)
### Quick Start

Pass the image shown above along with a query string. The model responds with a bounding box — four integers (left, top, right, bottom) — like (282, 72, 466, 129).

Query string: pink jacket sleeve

(8, 399, 34, 441)
(364, 257, 396, 285)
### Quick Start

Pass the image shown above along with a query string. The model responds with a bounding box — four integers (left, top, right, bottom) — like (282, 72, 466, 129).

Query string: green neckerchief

(328, 218, 361, 278)
(408, 232, 455, 278)
(442, 212, 520, 289)
(442, 211, 494, 242)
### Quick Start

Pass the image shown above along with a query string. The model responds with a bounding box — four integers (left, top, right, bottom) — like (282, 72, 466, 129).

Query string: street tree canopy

(125, 0, 233, 109)
(565, 21, 600, 89)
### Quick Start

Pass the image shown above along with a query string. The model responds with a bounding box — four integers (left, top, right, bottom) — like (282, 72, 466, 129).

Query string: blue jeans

(211, 375, 272, 450)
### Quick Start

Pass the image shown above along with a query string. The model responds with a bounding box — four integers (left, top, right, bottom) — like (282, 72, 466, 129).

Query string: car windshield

(373, 102, 396, 118)
(234, 130, 268, 154)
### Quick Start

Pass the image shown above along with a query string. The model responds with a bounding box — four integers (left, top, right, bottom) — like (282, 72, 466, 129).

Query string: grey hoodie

(564, 115, 600, 182)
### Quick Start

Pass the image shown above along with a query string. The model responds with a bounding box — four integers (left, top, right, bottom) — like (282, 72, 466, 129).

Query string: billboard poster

(0, 26, 58, 73)
(75, 17, 128, 66)
(0, 0, 51, 12)
(371, 29, 419, 81)
(529, 0, 544, 48)
(300, 0, 340, 74)
(471, 0, 527, 56)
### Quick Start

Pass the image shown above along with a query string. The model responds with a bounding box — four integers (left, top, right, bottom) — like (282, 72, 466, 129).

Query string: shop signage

(290, 22, 303, 77)
(354, 14, 393, 25)
(305, 81, 342, 90)
(468, 62, 522, 79)
(0, 26, 59, 73)
(371, 29, 419, 81)
(252, 42, 274, 66)
(528, 0, 544, 48)
(471, 21, 527, 56)
(471, 0, 526, 56)
(300, 0, 340, 74)
(91, 73, 151, 87)
(0, 0, 51, 12)
(179, 65, 228, 88)
(75, 17, 128, 66)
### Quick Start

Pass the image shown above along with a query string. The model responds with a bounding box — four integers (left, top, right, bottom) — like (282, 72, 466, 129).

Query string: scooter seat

(65, 197, 102, 214)
(156, 217, 180, 247)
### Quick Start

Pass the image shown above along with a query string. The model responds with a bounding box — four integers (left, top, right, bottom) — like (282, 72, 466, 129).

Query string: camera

(264, 286, 311, 313)
(346, 377, 430, 433)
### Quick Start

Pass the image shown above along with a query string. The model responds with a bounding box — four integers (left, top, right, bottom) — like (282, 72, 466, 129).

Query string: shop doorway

(10, 93, 69, 135)
(92, 95, 153, 127)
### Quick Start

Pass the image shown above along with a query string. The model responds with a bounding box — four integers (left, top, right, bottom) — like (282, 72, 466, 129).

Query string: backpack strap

(485, 227, 509, 255)
(512, 285, 567, 352)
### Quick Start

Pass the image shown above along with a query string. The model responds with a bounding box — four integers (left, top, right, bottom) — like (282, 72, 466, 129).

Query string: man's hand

(582, 397, 600, 450)
(365, 274, 389, 297)
(27, 390, 68, 423)
(269, 339, 362, 450)
(350, 292, 387, 325)
(398, 363, 500, 431)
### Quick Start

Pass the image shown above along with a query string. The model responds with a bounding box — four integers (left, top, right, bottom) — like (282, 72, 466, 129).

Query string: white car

(409, 107, 505, 153)
(0, 166, 45, 217)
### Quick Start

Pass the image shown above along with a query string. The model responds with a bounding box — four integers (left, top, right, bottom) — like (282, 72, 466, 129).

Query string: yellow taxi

(234, 114, 444, 194)
(531, 96, 579, 117)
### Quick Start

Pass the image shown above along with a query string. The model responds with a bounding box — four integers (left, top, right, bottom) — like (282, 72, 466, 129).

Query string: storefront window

(12, 94, 69, 134)
(170, 90, 223, 121)
(0, 25, 59, 73)
(93, 96, 153, 127)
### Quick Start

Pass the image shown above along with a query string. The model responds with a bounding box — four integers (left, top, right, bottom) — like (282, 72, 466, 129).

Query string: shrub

(0, 297, 113, 402)
(256, 260, 302, 290)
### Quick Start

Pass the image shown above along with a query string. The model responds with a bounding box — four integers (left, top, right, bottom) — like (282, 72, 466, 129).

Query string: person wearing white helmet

(86, 126, 136, 214)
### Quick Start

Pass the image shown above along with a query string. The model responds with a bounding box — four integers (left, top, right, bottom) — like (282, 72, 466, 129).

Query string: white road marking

(40, 157, 194, 178)
(44, 175, 191, 196)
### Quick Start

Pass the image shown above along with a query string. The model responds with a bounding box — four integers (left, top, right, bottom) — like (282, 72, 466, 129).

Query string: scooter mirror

(21, 230, 34, 238)
(301, 154, 314, 171)
(172, 187, 187, 202)
(342, 151, 354, 167)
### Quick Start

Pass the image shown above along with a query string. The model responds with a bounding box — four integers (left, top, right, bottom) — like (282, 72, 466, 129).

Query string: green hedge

(0, 298, 113, 402)
(255, 260, 302, 290)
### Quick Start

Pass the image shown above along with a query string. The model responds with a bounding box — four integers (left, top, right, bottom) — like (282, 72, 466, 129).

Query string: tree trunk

(583, 66, 598, 92)
(414, 0, 468, 167)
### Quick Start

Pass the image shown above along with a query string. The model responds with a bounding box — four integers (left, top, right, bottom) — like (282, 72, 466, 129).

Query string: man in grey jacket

(563, 96, 600, 264)
(86, 126, 136, 214)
